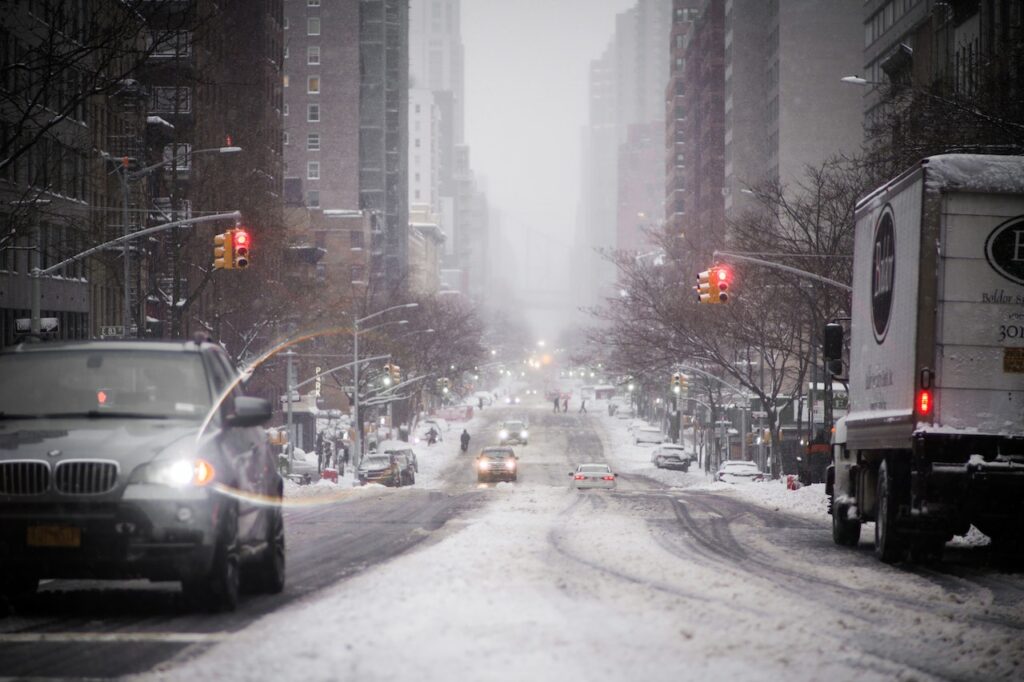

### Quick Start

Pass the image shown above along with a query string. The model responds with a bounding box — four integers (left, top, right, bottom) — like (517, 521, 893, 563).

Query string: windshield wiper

(0, 412, 41, 420)
(42, 411, 170, 420)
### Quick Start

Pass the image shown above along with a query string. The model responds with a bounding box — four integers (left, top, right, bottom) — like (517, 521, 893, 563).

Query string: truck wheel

(831, 494, 861, 547)
(874, 461, 906, 563)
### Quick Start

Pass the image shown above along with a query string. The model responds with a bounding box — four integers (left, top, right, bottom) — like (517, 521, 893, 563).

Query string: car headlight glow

(520, 430, 528, 439)
(479, 460, 489, 471)
(139, 458, 216, 487)
(499, 430, 509, 439)
(505, 460, 516, 470)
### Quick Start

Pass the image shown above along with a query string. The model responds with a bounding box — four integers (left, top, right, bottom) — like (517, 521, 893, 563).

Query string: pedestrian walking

(579, 399, 587, 414)
(562, 397, 568, 412)
(553, 396, 561, 413)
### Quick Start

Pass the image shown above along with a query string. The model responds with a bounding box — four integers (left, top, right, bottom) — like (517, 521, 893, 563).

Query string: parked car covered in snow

(633, 426, 664, 445)
(651, 444, 690, 471)
(715, 460, 765, 483)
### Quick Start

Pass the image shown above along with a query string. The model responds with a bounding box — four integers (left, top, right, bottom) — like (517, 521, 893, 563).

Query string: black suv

(0, 340, 283, 612)
(477, 446, 518, 483)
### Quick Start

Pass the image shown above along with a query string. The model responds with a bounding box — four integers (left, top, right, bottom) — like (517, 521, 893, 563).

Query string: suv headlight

(132, 458, 216, 487)
(520, 430, 528, 439)
(499, 430, 509, 439)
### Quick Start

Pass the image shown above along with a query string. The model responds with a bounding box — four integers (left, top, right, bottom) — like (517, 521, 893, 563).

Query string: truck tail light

(917, 388, 932, 416)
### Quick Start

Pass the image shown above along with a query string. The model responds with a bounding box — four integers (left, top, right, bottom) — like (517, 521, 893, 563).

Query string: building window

(308, 45, 320, 65)
(307, 190, 320, 208)
(351, 230, 364, 248)
(307, 133, 320, 150)
(351, 264, 366, 283)
(308, 0, 320, 5)
(308, 17, 320, 35)
(284, 131, 290, 146)
(283, 74, 289, 88)
(283, 17, 289, 29)
(307, 103, 320, 122)
(283, 103, 289, 116)
(284, 45, 289, 59)
(307, 75, 320, 94)
(150, 86, 192, 113)
(163, 143, 192, 170)
(307, 161, 320, 180)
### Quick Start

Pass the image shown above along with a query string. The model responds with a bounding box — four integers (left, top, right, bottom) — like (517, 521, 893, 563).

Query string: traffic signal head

(712, 265, 732, 303)
(232, 228, 250, 269)
(694, 270, 712, 304)
(213, 232, 233, 270)
(382, 364, 393, 386)
(390, 363, 401, 383)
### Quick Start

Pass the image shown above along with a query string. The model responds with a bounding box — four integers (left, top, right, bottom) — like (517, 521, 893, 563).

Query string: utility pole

(285, 348, 296, 469)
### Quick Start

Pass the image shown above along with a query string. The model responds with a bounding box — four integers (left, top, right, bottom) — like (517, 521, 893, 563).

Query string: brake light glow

(602, 475, 615, 481)
(917, 388, 932, 415)
(574, 474, 586, 480)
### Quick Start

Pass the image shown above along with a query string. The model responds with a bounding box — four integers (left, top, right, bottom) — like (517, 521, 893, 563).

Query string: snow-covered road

(128, 402, 1024, 681)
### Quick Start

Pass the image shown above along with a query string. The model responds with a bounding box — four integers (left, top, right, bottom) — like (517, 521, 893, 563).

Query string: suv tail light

(574, 474, 586, 480)
(602, 475, 614, 481)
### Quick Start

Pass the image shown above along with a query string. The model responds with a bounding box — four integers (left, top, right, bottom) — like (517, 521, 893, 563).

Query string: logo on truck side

(985, 215, 1024, 286)
(872, 205, 896, 343)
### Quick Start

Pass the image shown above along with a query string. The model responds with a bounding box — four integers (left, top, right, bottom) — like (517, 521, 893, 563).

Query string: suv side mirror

(227, 396, 273, 428)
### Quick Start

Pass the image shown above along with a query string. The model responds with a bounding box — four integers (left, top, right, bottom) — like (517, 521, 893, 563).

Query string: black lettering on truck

(872, 206, 896, 343)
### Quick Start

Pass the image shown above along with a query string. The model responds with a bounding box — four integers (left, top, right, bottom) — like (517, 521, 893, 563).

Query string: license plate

(27, 525, 81, 548)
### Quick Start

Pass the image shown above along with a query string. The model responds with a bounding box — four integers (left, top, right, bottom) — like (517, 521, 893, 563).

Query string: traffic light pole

(29, 211, 241, 339)
(711, 250, 852, 292)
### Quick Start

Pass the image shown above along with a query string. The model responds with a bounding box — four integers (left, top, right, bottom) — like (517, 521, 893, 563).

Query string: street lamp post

(113, 145, 241, 338)
(351, 303, 418, 470)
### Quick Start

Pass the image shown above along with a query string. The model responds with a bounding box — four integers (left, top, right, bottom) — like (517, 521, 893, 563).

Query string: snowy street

(2, 400, 1022, 680)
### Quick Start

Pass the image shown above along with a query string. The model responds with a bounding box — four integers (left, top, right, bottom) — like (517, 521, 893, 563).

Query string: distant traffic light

(390, 363, 401, 383)
(382, 364, 394, 386)
(232, 228, 250, 269)
(213, 231, 232, 270)
(441, 377, 451, 394)
(671, 373, 681, 394)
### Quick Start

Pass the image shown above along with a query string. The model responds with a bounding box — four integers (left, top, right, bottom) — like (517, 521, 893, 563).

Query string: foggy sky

(461, 0, 636, 341)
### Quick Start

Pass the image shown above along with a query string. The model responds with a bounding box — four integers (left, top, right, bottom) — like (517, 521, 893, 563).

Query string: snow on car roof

(378, 439, 413, 452)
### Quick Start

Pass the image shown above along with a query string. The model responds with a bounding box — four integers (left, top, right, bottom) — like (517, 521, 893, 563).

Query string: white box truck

(827, 154, 1024, 564)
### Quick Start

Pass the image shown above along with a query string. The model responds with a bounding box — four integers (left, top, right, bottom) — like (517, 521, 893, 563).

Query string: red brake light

(602, 475, 615, 481)
(917, 389, 932, 415)
(574, 474, 586, 480)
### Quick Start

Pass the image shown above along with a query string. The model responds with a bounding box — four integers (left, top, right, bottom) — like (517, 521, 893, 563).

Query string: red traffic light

(232, 229, 250, 269)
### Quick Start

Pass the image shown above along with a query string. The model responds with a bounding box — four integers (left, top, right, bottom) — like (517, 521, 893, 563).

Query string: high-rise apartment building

(577, 0, 671, 308)
(283, 0, 408, 292)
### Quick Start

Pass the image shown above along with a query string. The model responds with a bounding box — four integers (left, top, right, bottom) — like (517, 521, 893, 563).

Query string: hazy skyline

(461, 0, 636, 340)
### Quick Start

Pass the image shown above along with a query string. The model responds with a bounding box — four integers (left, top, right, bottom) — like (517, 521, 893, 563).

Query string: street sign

(751, 410, 768, 418)
(99, 325, 124, 338)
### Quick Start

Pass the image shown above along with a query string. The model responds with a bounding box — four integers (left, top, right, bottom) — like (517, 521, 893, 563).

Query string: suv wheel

(184, 503, 240, 612)
(246, 507, 286, 594)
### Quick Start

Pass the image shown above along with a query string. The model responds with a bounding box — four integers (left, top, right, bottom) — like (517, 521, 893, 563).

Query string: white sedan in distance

(570, 463, 618, 490)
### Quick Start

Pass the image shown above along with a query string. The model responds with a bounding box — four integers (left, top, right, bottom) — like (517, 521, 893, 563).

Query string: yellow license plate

(27, 525, 81, 548)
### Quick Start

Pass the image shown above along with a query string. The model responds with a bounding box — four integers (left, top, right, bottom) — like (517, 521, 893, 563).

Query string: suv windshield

(363, 456, 392, 469)
(0, 350, 211, 419)
(503, 422, 525, 431)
